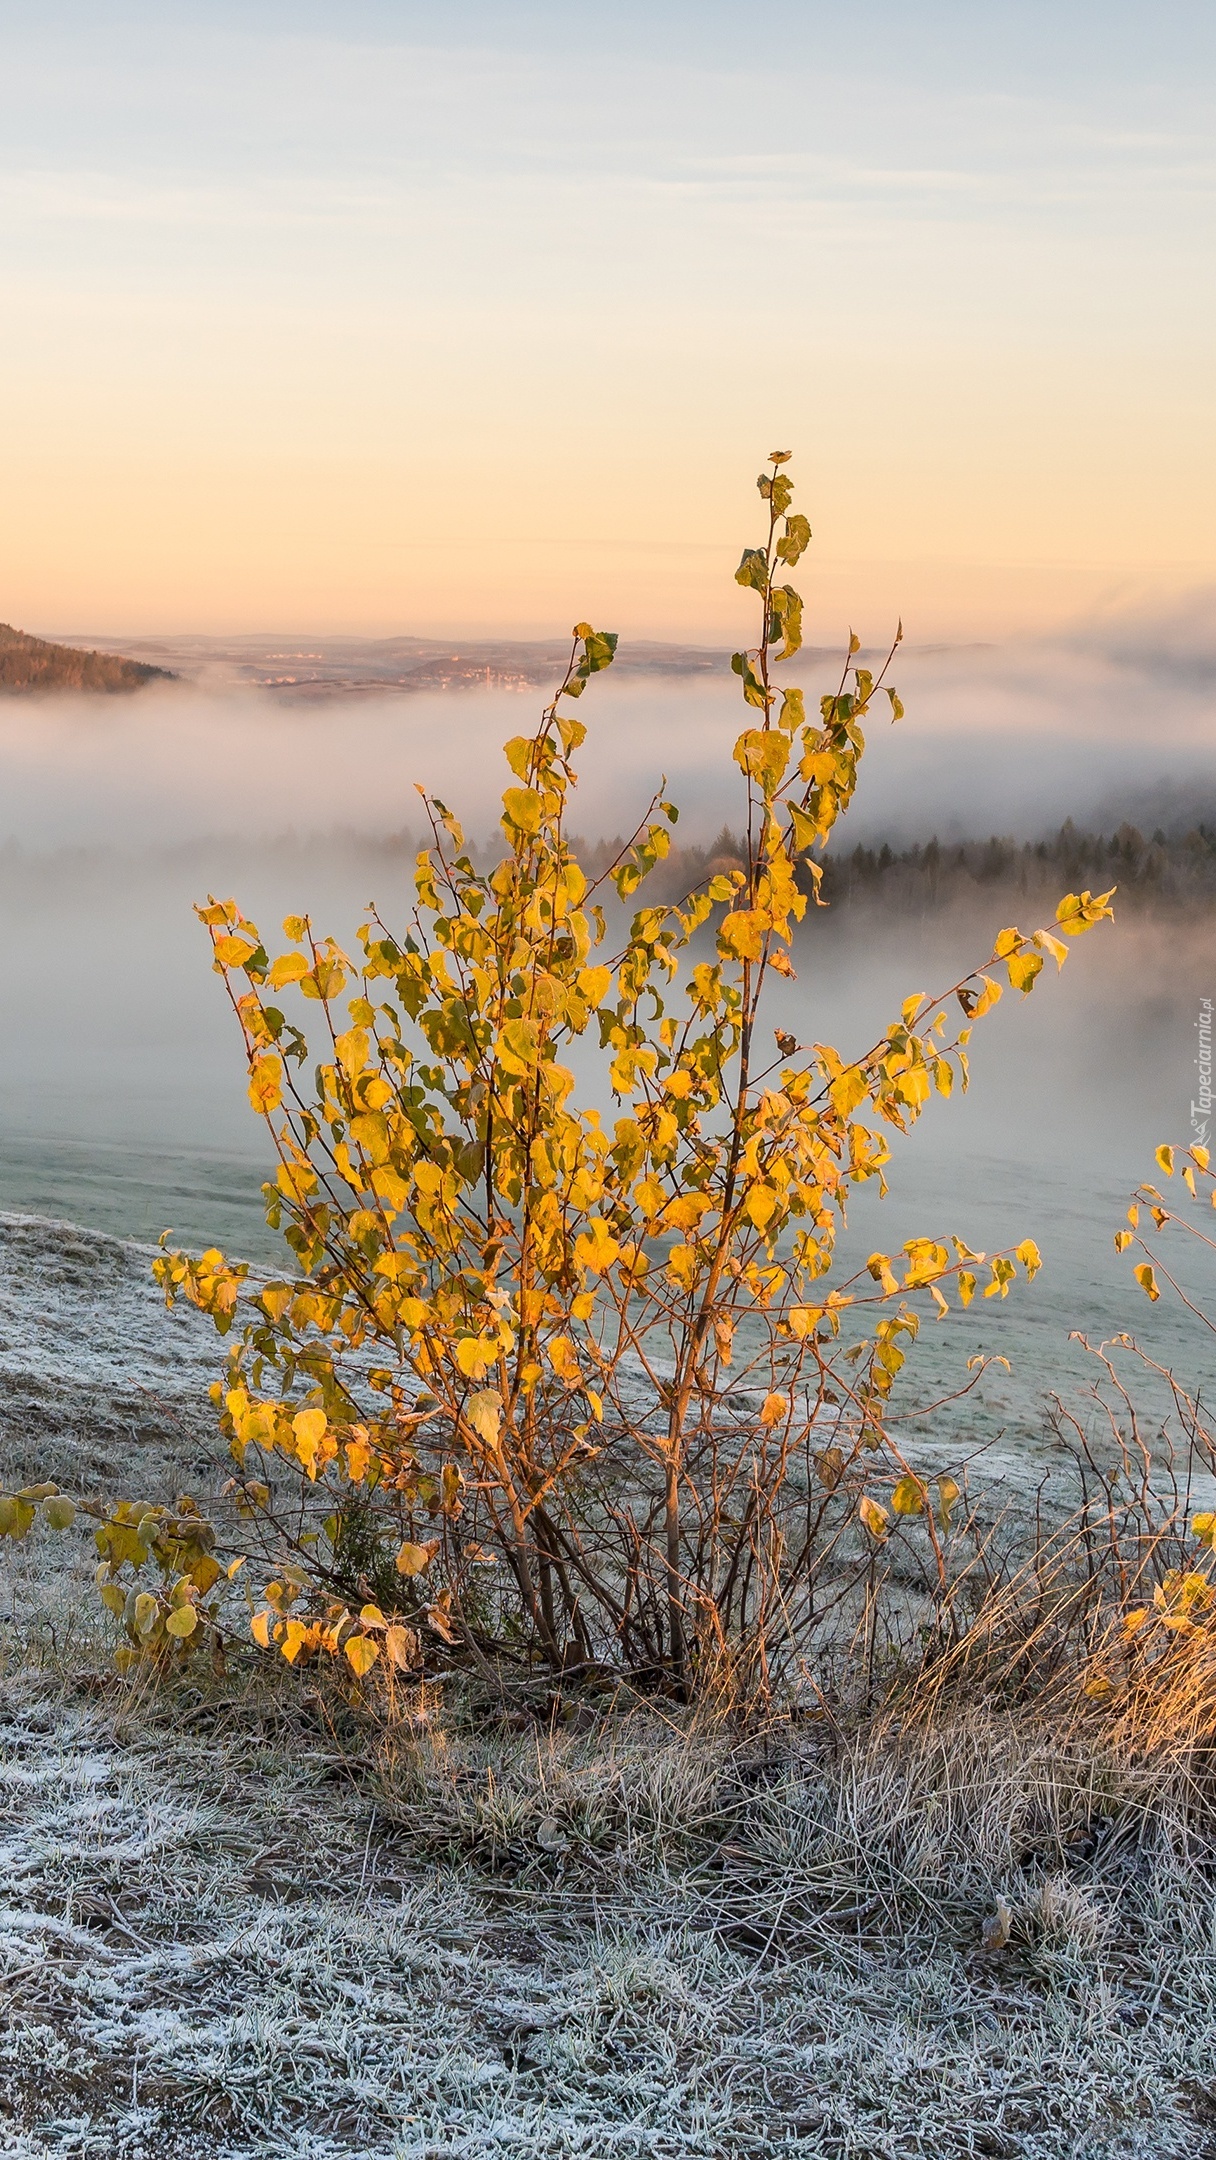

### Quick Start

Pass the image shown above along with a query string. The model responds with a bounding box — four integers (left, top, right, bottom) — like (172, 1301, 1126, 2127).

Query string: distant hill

(0, 623, 175, 694)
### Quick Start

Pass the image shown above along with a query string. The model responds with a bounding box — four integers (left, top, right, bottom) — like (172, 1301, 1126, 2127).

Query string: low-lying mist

(2, 596, 1215, 850)
(0, 604, 1211, 1428)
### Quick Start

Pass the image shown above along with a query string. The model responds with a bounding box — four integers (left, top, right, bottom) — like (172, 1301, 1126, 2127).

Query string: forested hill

(0, 623, 175, 693)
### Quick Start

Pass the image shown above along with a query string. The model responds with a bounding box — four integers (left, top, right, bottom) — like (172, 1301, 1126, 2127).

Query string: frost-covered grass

(2, 1652, 1214, 2160)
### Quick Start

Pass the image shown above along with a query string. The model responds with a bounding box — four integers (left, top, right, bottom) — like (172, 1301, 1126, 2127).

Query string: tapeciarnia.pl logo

(1193, 997, 1212, 1148)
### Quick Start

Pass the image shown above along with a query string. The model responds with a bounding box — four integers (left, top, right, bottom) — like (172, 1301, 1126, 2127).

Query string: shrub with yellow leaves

(51, 453, 1116, 1704)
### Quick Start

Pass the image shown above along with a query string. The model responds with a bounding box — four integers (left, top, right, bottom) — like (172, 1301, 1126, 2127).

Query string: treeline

(0, 623, 174, 694)
(574, 818, 1216, 911)
(816, 818, 1216, 910)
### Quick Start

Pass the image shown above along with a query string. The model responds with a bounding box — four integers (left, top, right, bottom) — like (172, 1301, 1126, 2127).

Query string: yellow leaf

(495, 1019, 540, 1075)
(829, 1066, 869, 1119)
(248, 1054, 283, 1114)
(345, 1434, 372, 1483)
(718, 909, 766, 962)
(935, 1475, 961, 1526)
(744, 1185, 779, 1233)
(894, 1062, 931, 1110)
(344, 1633, 380, 1677)
(787, 1306, 822, 1338)
(733, 728, 790, 798)
(573, 1217, 621, 1274)
(1114, 1229, 1133, 1253)
(42, 1494, 76, 1530)
(165, 1605, 198, 1638)
(1007, 951, 1043, 994)
(395, 1539, 435, 1577)
(292, 1406, 328, 1477)
(1122, 1605, 1149, 1634)
(359, 1603, 387, 1628)
(891, 1474, 925, 1515)
(1032, 928, 1069, 969)
(466, 1389, 502, 1445)
(759, 1392, 788, 1427)
(277, 1158, 317, 1202)
(268, 951, 309, 988)
(1191, 1511, 1216, 1548)
(1155, 1144, 1175, 1176)
(547, 1333, 583, 1382)
(456, 1334, 499, 1379)
(1015, 1239, 1041, 1280)
(859, 1494, 889, 1540)
(1134, 1263, 1160, 1302)
(251, 1609, 274, 1647)
(1055, 887, 1115, 935)
(577, 965, 612, 1007)
(502, 786, 542, 834)
(334, 1027, 369, 1078)
(0, 1495, 35, 1538)
(213, 935, 257, 969)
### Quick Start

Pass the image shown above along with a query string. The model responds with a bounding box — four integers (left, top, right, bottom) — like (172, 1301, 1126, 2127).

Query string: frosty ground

(3, 1649, 1215, 2158)
(1, 1212, 1215, 2157)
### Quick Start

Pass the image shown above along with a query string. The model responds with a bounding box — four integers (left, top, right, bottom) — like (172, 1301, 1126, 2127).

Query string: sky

(2, 0, 1214, 642)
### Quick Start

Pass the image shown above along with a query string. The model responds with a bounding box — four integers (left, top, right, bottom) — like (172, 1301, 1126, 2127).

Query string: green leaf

(731, 652, 769, 709)
(777, 513, 811, 566)
(577, 630, 618, 676)
(768, 586, 803, 661)
(734, 549, 769, 594)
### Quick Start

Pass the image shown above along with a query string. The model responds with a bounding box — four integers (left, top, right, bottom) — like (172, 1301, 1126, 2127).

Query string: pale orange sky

(4, 2, 1214, 645)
